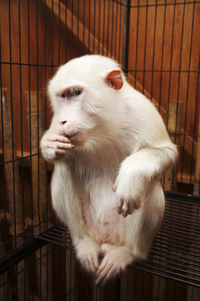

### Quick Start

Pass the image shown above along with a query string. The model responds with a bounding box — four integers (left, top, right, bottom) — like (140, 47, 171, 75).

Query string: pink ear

(106, 70, 123, 90)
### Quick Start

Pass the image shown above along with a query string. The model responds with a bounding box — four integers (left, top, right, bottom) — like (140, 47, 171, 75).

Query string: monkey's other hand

(40, 133, 74, 161)
(76, 237, 100, 274)
(116, 197, 141, 218)
(113, 167, 145, 217)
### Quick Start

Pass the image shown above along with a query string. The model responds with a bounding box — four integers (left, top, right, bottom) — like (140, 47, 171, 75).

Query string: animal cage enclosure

(0, 0, 200, 300)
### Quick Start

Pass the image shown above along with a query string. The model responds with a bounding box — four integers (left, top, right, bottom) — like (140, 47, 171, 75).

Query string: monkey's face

(48, 55, 124, 147)
(49, 83, 96, 146)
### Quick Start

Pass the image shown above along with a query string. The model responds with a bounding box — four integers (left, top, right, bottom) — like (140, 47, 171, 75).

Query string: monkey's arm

(114, 141, 178, 217)
(40, 118, 74, 162)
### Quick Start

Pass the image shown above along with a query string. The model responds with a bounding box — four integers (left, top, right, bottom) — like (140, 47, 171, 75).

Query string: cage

(0, 0, 200, 300)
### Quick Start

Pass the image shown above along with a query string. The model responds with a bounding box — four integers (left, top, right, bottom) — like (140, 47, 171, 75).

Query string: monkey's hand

(40, 132, 74, 162)
(113, 160, 147, 217)
(75, 237, 100, 274)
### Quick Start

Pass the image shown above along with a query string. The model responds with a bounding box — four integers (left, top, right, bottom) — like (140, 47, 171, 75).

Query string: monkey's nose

(59, 120, 67, 126)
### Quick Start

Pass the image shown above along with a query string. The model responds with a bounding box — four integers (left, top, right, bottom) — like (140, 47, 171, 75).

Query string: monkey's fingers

(80, 255, 99, 274)
(45, 141, 74, 152)
(118, 200, 130, 217)
(55, 141, 74, 150)
(50, 134, 71, 144)
(117, 199, 123, 215)
(55, 149, 72, 157)
(93, 254, 100, 271)
(99, 266, 117, 286)
(118, 199, 141, 217)
(88, 255, 99, 273)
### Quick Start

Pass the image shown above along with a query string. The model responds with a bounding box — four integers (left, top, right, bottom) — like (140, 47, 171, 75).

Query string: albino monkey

(40, 55, 178, 285)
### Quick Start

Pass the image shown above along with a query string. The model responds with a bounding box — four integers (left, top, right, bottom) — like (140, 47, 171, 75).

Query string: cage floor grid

(35, 193, 200, 287)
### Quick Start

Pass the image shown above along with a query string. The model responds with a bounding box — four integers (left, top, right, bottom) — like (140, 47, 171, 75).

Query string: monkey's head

(48, 55, 126, 148)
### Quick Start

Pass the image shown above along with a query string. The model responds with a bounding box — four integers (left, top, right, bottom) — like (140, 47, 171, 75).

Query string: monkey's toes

(95, 259, 115, 286)
(79, 253, 100, 275)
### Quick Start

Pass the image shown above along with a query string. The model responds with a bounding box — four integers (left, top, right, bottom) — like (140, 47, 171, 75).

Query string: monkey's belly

(81, 197, 125, 245)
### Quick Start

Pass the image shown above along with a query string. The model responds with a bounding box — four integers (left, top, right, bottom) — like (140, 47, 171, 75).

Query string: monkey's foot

(95, 243, 134, 286)
(76, 237, 100, 274)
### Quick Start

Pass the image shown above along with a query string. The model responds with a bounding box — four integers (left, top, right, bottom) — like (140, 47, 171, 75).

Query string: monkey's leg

(125, 181, 165, 260)
(95, 182, 165, 285)
(95, 243, 134, 286)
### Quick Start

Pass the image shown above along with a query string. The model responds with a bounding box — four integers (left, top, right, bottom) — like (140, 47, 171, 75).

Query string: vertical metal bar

(36, 0, 41, 229)
(93, 0, 96, 53)
(182, 2, 196, 183)
(102, 0, 106, 56)
(51, 0, 54, 66)
(44, 0, 49, 230)
(51, 0, 54, 224)
(88, 0, 91, 51)
(158, 0, 167, 111)
(110, 0, 115, 57)
(70, 0, 73, 58)
(83, 0, 86, 49)
(43, 4, 50, 297)
(118, 1, 122, 62)
(8, 0, 17, 243)
(18, 0, 25, 238)
(107, 0, 110, 56)
(27, 0, 34, 231)
(7, 274, 9, 301)
(195, 61, 200, 194)
(115, 276, 121, 301)
(163, 2, 176, 190)
(114, 1, 119, 59)
(46, 245, 49, 301)
(175, 2, 186, 144)
(122, 0, 130, 74)
(134, 0, 140, 86)
(166, 2, 176, 128)
(58, 0, 61, 65)
(177, 2, 187, 186)
(64, 0, 67, 62)
(0, 30, 4, 157)
(77, 0, 80, 57)
(151, 0, 158, 100)
(143, 0, 148, 94)
(0, 7, 5, 221)
(98, 0, 101, 54)
(69, 249, 73, 301)
(24, 258, 27, 301)
(31, 253, 33, 301)
(192, 59, 200, 192)
(39, 247, 42, 301)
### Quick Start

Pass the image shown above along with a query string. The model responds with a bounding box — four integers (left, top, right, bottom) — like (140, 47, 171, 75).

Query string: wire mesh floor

(35, 193, 200, 287)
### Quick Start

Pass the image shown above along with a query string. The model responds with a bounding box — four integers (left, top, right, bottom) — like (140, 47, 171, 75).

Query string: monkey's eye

(66, 87, 82, 98)
(59, 93, 66, 98)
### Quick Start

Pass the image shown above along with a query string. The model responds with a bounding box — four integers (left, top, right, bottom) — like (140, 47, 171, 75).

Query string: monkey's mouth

(65, 131, 80, 139)
(64, 131, 87, 147)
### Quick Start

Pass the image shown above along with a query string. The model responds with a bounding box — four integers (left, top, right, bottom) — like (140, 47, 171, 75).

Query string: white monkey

(40, 55, 178, 285)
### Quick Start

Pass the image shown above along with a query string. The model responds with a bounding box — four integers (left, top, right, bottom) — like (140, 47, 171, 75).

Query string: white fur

(40, 55, 178, 285)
